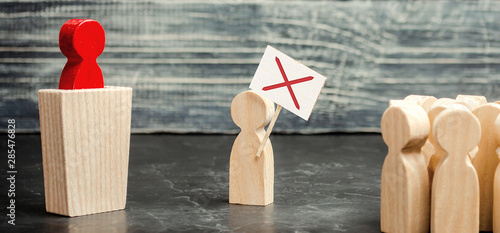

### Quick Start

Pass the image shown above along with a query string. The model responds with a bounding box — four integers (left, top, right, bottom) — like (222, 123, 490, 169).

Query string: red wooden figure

(59, 19, 105, 89)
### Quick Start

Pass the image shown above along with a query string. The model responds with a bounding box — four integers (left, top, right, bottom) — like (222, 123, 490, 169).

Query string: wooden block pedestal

(38, 86, 132, 217)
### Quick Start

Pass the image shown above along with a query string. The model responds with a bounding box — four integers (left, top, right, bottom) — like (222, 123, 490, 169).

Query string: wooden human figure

(381, 104, 430, 233)
(455, 95, 486, 163)
(427, 101, 471, 185)
(471, 103, 500, 231)
(493, 114, 500, 232)
(59, 19, 105, 89)
(404, 95, 437, 113)
(456, 94, 487, 109)
(229, 90, 275, 206)
(431, 108, 480, 233)
(404, 95, 437, 166)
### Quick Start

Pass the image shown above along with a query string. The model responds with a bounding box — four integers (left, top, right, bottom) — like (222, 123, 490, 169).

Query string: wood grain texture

(3, 1, 500, 133)
(456, 95, 487, 110)
(471, 103, 500, 231)
(493, 114, 500, 233)
(404, 95, 437, 166)
(427, 102, 458, 185)
(256, 105, 281, 158)
(404, 95, 437, 113)
(229, 91, 274, 206)
(380, 103, 430, 233)
(427, 100, 474, 186)
(431, 108, 480, 233)
(39, 86, 132, 216)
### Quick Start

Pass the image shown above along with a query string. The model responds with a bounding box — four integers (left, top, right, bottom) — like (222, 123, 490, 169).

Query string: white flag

(250, 45, 327, 120)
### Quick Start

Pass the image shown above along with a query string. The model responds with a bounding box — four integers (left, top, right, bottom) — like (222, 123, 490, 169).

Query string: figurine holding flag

(229, 45, 327, 206)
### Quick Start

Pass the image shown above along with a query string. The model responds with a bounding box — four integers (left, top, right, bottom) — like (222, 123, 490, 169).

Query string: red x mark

(262, 57, 314, 110)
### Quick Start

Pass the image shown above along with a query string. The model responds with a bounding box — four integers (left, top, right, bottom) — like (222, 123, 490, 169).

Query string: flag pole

(256, 105, 282, 157)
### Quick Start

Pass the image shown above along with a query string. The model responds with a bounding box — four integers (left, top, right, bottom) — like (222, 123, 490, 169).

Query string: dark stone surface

(0, 134, 386, 232)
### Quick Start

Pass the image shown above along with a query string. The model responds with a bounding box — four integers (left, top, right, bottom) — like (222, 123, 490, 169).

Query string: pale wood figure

(229, 91, 275, 206)
(456, 94, 487, 110)
(427, 101, 471, 185)
(429, 98, 456, 109)
(404, 95, 437, 166)
(454, 96, 486, 161)
(493, 114, 500, 233)
(472, 103, 500, 231)
(431, 108, 480, 233)
(381, 103, 430, 233)
(404, 95, 437, 113)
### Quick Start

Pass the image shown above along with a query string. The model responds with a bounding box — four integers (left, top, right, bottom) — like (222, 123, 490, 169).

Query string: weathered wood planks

(2, 1, 500, 133)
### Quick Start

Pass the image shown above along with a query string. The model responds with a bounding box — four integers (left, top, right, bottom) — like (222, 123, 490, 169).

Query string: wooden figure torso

(380, 104, 430, 233)
(427, 104, 451, 186)
(229, 91, 274, 206)
(431, 108, 480, 233)
(493, 114, 500, 232)
(404, 95, 438, 166)
(471, 103, 500, 231)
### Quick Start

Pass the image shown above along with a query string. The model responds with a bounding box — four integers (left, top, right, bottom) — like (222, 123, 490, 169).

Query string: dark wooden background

(1, 1, 500, 133)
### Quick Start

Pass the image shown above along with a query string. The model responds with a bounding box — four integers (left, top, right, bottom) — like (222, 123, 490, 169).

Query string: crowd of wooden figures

(380, 95, 500, 233)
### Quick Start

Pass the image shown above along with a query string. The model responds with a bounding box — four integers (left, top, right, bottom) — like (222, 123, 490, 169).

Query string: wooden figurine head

(381, 104, 429, 152)
(231, 91, 275, 131)
(404, 95, 438, 113)
(427, 103, 469, 145)
(433, 109, 481, 155)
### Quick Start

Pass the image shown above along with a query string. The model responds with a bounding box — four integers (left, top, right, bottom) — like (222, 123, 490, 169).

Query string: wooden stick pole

(256, 105, 282, 157)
